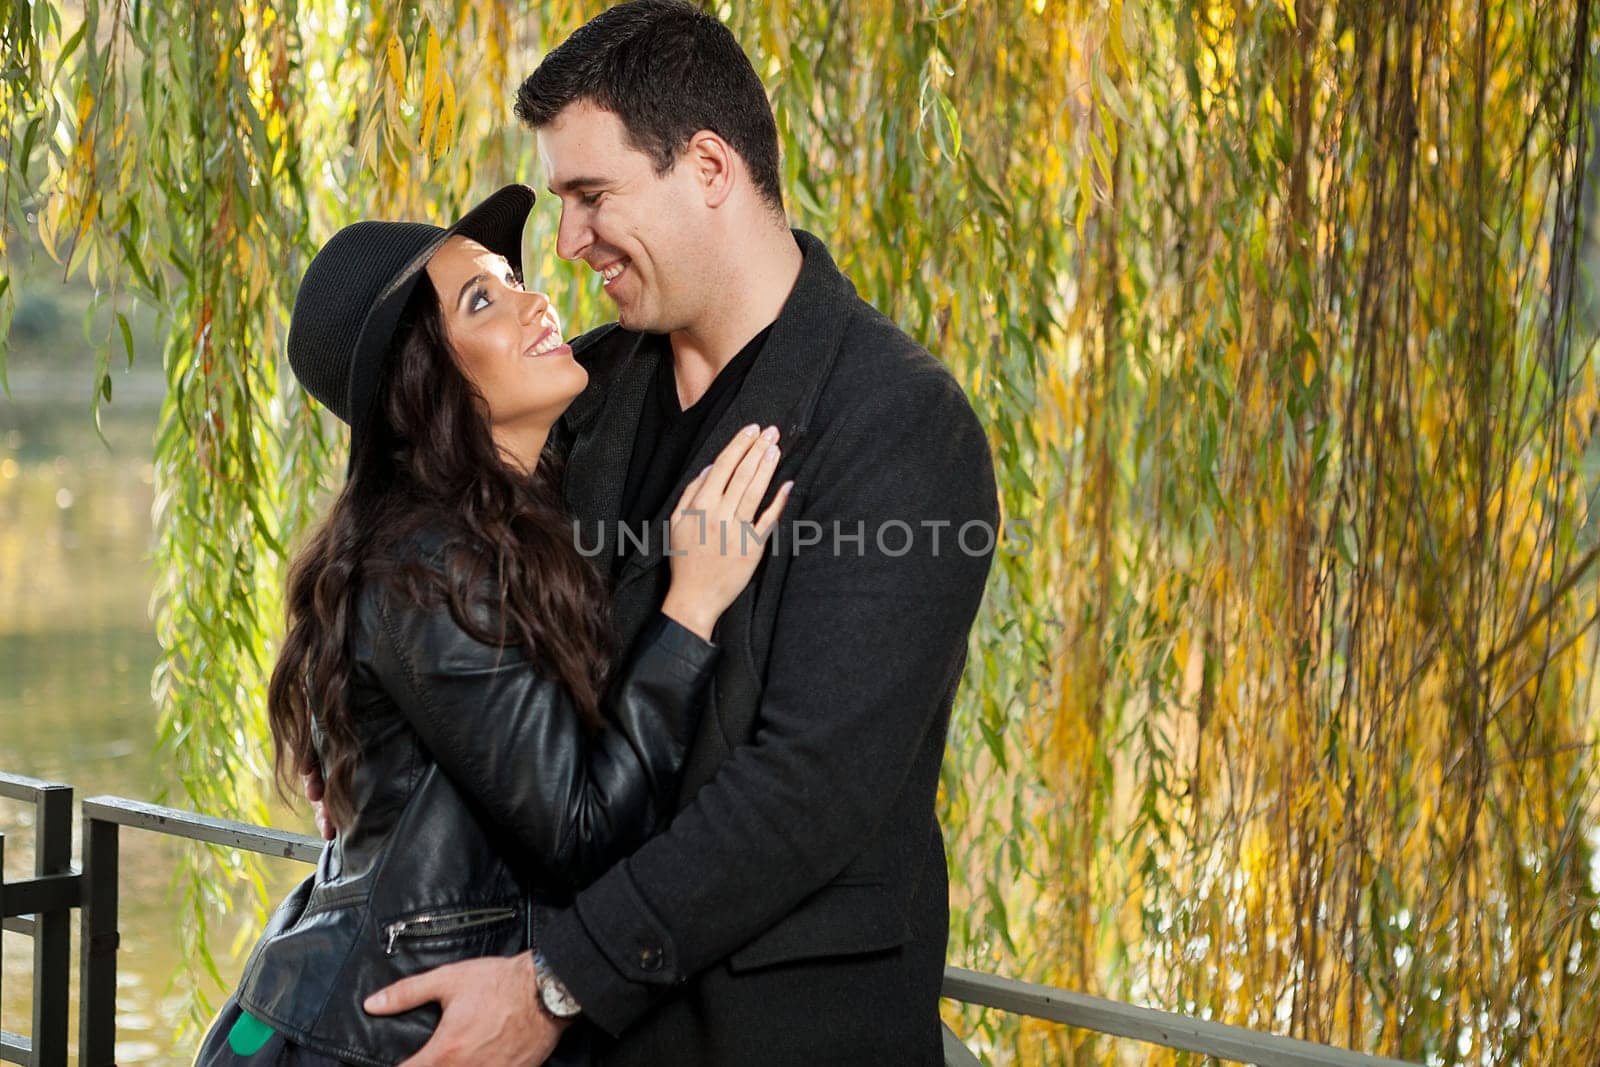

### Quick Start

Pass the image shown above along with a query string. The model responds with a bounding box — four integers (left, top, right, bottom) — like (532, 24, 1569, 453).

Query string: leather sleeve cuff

(644, 611, 719, 673)
(536, 867, 681, 1036)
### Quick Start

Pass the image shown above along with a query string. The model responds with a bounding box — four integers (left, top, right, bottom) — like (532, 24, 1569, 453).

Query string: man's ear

(686, 130, 736, 209)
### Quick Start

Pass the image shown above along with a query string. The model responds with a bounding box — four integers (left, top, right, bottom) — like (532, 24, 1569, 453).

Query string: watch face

(542, 981, 581, 1018)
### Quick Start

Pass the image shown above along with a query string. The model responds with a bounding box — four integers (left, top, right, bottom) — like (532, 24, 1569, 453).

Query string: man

(363, 2, 998, 1063)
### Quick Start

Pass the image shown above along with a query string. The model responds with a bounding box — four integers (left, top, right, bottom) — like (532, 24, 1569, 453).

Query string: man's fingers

(385, 954, 553, 1067)
(396, 1039, 450, 1067)
(365, 968, 446, 1016)
(395, 1045, 438, 1067)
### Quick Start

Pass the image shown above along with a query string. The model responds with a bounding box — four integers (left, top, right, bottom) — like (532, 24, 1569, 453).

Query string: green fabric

(227, 1010, 275, 1056)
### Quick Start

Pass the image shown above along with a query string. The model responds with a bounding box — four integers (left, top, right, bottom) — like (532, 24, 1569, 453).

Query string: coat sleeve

(370, 594, 718, 892)
(536, 367, 999, 1033)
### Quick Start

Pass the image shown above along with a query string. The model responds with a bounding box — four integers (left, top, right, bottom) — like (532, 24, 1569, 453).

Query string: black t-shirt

(613, 325, 773, 577)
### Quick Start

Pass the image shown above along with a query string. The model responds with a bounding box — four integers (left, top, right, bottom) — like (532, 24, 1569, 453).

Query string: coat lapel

(613, 230, 856, 593)
(562, 330, 658, 566)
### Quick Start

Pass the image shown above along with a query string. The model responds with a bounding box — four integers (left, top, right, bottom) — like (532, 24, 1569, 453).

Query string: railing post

(0, 828, 23, 1067)
(32, 785, 72, 1067)
(1, 829, 6, 1048)
(79, 812, 119, 1067)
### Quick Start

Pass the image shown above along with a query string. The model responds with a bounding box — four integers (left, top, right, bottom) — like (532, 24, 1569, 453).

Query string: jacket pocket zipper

(382, 906, 518, 957)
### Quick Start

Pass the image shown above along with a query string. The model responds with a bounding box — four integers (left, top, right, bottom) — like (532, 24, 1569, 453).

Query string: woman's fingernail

(761, 425, 779, 441)
(742, 424, 759, 437)
(364, 993, 385, 1012)
(765, 445, 779, 460)
(700, 464, 713, 477)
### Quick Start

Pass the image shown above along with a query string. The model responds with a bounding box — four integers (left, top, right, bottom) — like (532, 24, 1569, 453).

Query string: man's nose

(554, 209, 590, 262)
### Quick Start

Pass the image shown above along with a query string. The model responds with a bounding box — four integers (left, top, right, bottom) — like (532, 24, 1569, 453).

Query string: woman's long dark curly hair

(265, 281, 611, 828)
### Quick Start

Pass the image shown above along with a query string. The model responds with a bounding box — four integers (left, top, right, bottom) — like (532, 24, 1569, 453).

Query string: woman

(195, 185, 789, 1066)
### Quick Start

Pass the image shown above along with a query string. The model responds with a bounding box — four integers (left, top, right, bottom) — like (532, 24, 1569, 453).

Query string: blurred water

(1, 375, 303, 1065)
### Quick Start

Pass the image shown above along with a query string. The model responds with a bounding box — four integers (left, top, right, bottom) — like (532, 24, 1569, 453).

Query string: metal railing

(0, 773, 76, 1067)
(0, 771, 1417, 1066)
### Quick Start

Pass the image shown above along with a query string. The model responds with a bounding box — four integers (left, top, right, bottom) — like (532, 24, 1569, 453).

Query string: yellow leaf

(234, 235, 253, 279)
(117, 130, 138, 191)
(1089, 131, 1111, 186)
(420, 24, 442, 156)
(39, 193, 62, 262)
(1105, 3, 1129, 72)
(423, 25, 442, 110)
(1323, 772, 1345, 823)
(75, 190, 100, 245)
(249, 255, 267, 306)
(436, 71, 456, 160)
(1075, 176, 1091, 239)
(486, 11, 506, 84)
(385, 32, 406, 87)
(1098, 101, 1118, 158)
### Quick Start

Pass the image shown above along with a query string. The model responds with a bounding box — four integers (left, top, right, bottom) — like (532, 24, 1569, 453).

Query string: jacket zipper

(382, 906, 518, 956)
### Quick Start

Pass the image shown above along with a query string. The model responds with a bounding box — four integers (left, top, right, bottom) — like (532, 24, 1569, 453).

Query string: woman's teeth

(529, 332, 565, 356)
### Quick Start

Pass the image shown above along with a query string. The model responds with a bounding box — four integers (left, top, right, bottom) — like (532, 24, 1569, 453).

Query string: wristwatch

(532, 950, 583, 1020)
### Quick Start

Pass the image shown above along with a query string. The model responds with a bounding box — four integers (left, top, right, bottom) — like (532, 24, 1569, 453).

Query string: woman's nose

(520, 287, 551, 324)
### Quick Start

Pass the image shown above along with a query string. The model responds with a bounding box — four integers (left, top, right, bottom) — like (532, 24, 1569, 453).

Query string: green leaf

(1095, 63, 1134, 128)
(935, 90, 962, 160)
(117, 311, 136, 367)
(792, 173, 829, 221)
(53, 16, 88, 79)
(19, 115, 43, 167)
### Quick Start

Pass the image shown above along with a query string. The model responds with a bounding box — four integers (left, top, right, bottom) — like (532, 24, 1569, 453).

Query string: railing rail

(940, 969, 1417, 1067)
(0, 773, 1419, 1066)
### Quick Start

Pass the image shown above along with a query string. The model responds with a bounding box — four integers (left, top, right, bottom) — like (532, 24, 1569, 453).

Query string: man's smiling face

(538, 100, 706, 334)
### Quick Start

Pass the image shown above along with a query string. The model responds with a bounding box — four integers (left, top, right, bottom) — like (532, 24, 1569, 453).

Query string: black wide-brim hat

(286, 184, 536, 466)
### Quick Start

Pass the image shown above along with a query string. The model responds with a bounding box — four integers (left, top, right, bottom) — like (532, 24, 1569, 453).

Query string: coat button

(638, 945, 663, 971)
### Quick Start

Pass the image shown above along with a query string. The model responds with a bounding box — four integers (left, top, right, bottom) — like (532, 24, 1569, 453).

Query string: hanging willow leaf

(2, 1, 1597, 1061)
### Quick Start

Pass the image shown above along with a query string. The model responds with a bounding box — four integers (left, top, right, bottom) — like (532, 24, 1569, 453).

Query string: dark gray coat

(541, 230, 998, 1065)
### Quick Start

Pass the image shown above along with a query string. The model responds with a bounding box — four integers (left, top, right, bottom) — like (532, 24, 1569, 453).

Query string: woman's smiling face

(424, 235, 588, 459)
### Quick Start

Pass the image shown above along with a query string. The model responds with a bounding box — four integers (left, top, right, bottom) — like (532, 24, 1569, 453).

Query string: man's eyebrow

(547, 176, 611, 196)
(456, 272, 486, 309)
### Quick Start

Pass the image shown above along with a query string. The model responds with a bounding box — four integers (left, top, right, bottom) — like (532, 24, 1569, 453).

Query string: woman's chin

(531, 372, 587, 428)
(558, 357, 590, 401)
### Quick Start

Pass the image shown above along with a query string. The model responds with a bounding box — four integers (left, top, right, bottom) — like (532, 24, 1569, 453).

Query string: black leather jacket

(231, 542, 717, 1066)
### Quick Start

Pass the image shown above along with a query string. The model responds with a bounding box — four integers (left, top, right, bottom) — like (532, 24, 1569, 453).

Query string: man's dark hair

(515, 0, 784, 213)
